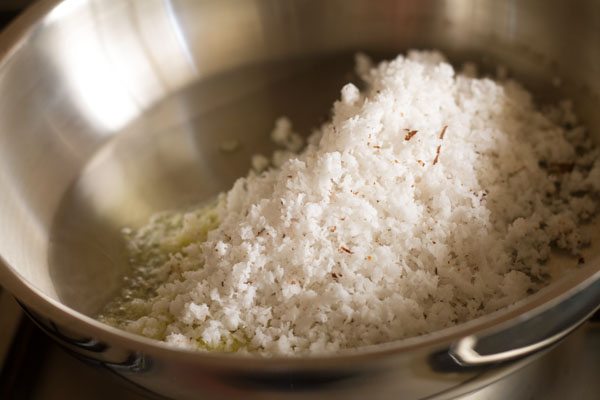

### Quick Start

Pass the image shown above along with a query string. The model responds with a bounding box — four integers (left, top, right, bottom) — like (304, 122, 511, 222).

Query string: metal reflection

(163, 0, 198, 73)
(42, 0, 199, 133)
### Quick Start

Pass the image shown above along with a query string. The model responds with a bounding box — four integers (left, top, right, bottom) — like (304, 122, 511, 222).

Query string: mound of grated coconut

(99, 51, 600, 356)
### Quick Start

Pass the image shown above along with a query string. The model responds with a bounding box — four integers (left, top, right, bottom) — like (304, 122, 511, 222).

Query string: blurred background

(0, 0, 31, 23)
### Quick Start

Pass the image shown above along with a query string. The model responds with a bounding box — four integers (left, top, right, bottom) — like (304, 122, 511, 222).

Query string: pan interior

(47, 49, 600, 319)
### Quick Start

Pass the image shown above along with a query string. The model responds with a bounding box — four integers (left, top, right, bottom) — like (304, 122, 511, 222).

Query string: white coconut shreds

(98, 50, 600, 356)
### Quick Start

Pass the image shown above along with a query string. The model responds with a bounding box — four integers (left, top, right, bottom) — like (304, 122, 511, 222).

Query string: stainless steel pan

(0, 0, 599, 399)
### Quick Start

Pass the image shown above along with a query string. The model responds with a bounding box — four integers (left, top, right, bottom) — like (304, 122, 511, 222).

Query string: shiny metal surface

(0, 0, 599, 399)
(3, 303, 599, 399)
